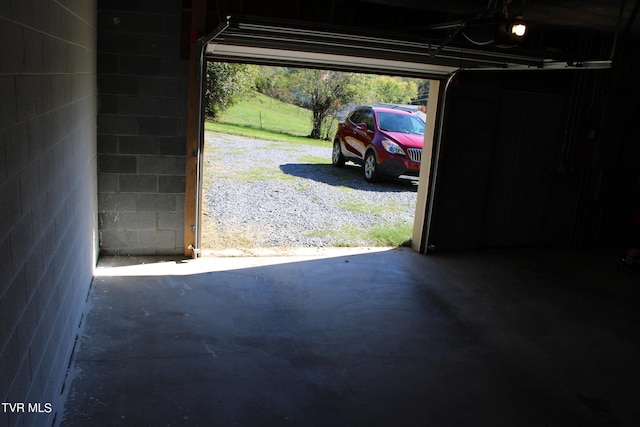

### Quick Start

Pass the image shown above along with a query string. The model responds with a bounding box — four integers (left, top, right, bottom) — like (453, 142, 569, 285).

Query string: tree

(205, 62, 256, 120)
(289, 69, 355, 139)
(348, 75, 420, 105)
(372, 76, 418, 104)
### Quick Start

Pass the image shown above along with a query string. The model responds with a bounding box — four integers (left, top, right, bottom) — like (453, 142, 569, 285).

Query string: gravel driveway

(202, 132, 418, 252)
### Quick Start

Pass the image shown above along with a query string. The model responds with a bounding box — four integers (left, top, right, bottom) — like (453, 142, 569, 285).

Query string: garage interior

(1, 0, 639, 426)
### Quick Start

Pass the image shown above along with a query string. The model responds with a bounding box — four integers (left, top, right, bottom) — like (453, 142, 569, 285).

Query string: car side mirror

(357, 122, 368, 132)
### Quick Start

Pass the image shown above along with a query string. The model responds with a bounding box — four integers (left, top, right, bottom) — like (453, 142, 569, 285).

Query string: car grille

(407, 148, 422, 163)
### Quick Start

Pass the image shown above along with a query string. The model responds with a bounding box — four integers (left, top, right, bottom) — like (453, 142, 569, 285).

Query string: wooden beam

(184, 0, 207, 257)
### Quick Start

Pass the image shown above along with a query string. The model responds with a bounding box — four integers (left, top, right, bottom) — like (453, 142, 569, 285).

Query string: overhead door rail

(201, 16, 549, 78)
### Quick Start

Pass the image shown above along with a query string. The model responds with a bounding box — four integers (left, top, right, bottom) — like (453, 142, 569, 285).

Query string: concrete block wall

(0, 1, 98, 426)
(97, 0, 188, 255)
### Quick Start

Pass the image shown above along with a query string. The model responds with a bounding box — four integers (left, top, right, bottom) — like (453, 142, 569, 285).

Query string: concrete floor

(57, 247, 639, 426)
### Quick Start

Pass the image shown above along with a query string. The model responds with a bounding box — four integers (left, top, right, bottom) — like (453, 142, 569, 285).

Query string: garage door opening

(181, 17, 473, 258)
(199, 63, 435, 256)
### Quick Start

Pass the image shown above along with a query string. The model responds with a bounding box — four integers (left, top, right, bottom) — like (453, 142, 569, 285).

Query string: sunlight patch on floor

(94, 246, 398, 277)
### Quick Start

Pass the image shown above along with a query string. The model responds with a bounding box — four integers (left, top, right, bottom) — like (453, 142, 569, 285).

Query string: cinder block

(158, 13, 181, 35)
(98, 173, 118, 193)
(138, 155, 176, 175)
(65, 0, 95, 25)
(0, 20, 24, 74)
(175, 193, 185, 212)
(118, 174, 157, 192)
(99, 32, 138, 55)
(98, 154, 137, 173)
(98, 193, 137, 212)
(97, 134, 118, 154)
(174, 228, 184, 248)
(158, 175, 184, 193)
(24, 29, 44, 74)
(138, 117, 177, 137)
(27, 116, 49, 160)
(50, 74, 72, 106)
(0, 134, 6, 182)
(119, 55, 163, 76)
(4, 268, 27, 337)
(36, 0, 55, 34)
(140, 0, 180, 14)
(176, 117, 188, 138)
(99, 94, 118, 114)
(157, 211, 183, 230)
(98, 0, 142, 13)
(138, 230, 175, 248)
(71, 74, 96, 108)
(98, 74, 138, 95)
(3, 124, 29, 182)
(157, 137, 185, 155)
(118, 136, 158, 154)
(16, 291, 40, 358)
(30, 196, 49, 240)
(51, 140, 66, 181)
(98, 10, 137, 32)
(10, 211, 34, 273)
(38, 150, 54, 194)
(3, 124, 29, 179)
(99, 230, 139, 249)
(16, 75, 39, 123)
(119, 96, 185, 118)
(14, 167, 42, 219)
(0, 236, 13, 296)
(138, 35, 179, 58)
(160, 58, 188, 79)
(136, 193, 176, 211)
(25, 243, 45, 300)
(176, 156, 186, 175)
(46, 174, 69, 218)
(0, 328, 20, 403)
(44, 110, 62, 152)
(99, 211, 156, 230)
(48, 1, 63, 40)
(97, 114, 139, 136)
(138, 77, 179, 98)
(28, 329, 50, 402)
(0, 76, 17, 130)
(97, 53, 119, 74)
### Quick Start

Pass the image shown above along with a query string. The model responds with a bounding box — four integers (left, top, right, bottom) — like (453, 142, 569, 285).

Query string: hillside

(206, 91, 338, 144)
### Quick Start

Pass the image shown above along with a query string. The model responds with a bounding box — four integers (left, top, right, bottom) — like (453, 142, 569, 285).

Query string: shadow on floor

(57, 247, 639, 426)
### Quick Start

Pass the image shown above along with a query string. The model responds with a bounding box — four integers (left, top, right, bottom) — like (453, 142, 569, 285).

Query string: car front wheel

(363, 150, 380, 182)
(332, 137, 345, 167)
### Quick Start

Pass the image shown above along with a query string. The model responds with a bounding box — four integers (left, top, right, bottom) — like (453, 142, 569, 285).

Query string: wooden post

(184, 0, 207, 257)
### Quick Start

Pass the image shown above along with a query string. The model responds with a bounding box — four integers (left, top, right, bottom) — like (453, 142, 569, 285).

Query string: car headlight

(381, 139, 405, 155)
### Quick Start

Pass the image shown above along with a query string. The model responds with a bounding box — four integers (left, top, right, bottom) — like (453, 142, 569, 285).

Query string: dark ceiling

(203, 0, 638, 67)
(355, 0, 636, 34)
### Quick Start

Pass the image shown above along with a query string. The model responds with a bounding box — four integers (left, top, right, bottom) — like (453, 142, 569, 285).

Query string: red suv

(332, 106, 425, 182)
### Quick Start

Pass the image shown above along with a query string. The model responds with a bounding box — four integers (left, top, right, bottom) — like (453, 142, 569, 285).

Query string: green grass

(306, 222, 413, 247)
(336, 199, 406, 215)
(206, 91, 333, 147)
(222, 91, 312, 136)
(298, 155, 329, 165)
(233, 166, 295, 183)
(367, 223, 413, 246)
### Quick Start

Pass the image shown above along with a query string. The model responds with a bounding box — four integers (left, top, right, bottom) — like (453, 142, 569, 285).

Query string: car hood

(382, 131, 424, 149)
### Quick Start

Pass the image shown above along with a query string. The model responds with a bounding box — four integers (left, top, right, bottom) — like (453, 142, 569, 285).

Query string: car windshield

(377, 112, 425, 135)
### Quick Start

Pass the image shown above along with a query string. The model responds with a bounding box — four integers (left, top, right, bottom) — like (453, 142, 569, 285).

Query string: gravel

(202, 132, 418, 250)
